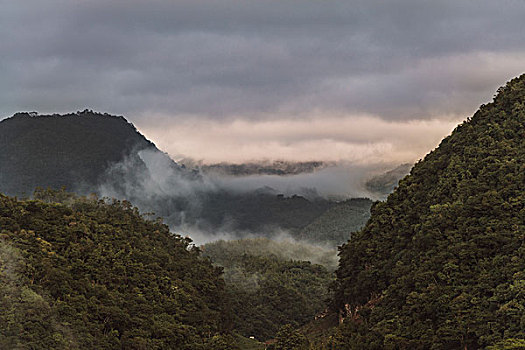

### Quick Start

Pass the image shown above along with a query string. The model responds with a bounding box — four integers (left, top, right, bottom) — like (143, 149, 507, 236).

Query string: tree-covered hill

(365, 163, 412, 198)
(333, 75, 525, 349)
(0, 111, 334, 237)
(203, 238, 334, 341)
(190, 190, 332, 235)
(0, 110, 177, 197)
(298, 198, 373, 246)
(202, 237, 338, 270)
(0, 190, 236, 349)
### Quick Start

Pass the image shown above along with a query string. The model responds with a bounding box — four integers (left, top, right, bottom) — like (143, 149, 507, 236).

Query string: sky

(1, 0, 524, 164)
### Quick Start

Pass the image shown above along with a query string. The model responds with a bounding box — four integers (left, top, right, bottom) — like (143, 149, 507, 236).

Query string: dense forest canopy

(333, 75, 525, 349)
(0, 190, 237, 349)
(298, 198, 372, 246)
(203, 237, 338, 270)
(203, 238, 334, 341)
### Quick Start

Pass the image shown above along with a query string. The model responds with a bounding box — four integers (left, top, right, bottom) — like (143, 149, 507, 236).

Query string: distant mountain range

(0, 111, 381, 243)
(185, 160, 331, 176)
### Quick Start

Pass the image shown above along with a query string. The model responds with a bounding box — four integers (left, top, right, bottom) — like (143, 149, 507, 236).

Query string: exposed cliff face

(333, 74, 525, 349)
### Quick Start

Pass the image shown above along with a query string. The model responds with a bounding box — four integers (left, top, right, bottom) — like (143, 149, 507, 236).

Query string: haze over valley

(1, 1, 524, 348)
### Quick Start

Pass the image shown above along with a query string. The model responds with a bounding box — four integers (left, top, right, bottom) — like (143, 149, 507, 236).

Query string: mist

(98, 147, 391, 201)
(94, 147, 382, 251)
(210, 161, 390, 200)
(201, 235, 340, 271)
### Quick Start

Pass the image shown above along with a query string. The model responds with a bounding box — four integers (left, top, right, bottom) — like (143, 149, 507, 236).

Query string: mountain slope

(333, 75, 525, 349)
(365, 163, 412, 198)
(298, 198, 372, 246)
(203, 238, 334, 341)
(0, 111, 333, 237)
(0, 110, 176, 196)
(0, 190, 234, 349)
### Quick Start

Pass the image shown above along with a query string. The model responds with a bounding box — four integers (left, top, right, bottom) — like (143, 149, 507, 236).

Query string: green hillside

(203, 238, 334, 341)
(191, 191, 332, 235)
(333, 75, 525, 348)
(365, 163, 412, 198)
(0, 190, 235, 349)
(298, 198, 373, 246)
(0, 110, 172, 197)
(202, 237, 338, 270)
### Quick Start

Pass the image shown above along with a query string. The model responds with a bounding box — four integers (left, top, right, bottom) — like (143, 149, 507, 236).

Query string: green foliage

(334, 75, 525, 348)
(270, 324, 309, 350)
(0, 191, 229, 349)
(232, 333, 265, 350)
(365, 163, 412, 197)
(203, 237, 338, 270)
(487, 339, 525, 350)
(0, 110, 161, 197)
(298, 198, 372, 246)
(203, 238, 334, 341)
(0, 240, 73, 349)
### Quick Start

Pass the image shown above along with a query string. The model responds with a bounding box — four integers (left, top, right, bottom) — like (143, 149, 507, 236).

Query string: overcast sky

(1, 0, 524, 163)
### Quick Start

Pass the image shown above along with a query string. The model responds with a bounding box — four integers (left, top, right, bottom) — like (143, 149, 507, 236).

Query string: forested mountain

(0, 110, 178, 197)
(202, 238, 334, 341)
(188, 190, 332, 236)
(190, 160, 330, 176)
(0, 111, 334, 238)
(0, 189, 237, 349)
(332, 75, 525, 349)
(203, 237, 338, 269)
(364, 163, 412, 198)
(298, 198, 372, 246)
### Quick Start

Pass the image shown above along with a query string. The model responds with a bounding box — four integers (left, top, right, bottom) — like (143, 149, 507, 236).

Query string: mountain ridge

(0, 110, 176, 196)
(331, 74, 525, 348)
(0, 111, 344, 243)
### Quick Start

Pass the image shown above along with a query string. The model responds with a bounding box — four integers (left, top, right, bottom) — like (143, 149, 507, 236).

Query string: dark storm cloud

(1, 0, 524, 120)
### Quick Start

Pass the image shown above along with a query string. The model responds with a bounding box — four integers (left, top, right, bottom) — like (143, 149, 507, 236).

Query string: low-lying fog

(94, 149, 401, 266)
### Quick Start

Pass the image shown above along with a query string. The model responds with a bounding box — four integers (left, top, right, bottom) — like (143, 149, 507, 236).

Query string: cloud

(138, 114, 460, 164)
(1, 0, 524, 162)
(1, 0, 524, 120)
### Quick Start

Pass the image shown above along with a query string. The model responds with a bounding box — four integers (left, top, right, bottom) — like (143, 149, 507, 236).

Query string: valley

(1, 74, 524, 348)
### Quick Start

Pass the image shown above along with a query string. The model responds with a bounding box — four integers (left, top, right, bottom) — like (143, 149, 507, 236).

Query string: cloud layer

(139, 114, 459, 164)
(1, 0, 524, 162)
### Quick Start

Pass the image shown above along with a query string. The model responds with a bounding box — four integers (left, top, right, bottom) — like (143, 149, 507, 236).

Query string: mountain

(332, 75, 525, 348)
(0, 110, 179, 197)
(0, 190, 236, 349)
(0, 111, 335, 238)
(364, 163, 412, 197)
(189, 160, 331, 176)
(187, 190, 332, 236)
(202, 238, 334, 341)
(298, 198, 373, 246)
